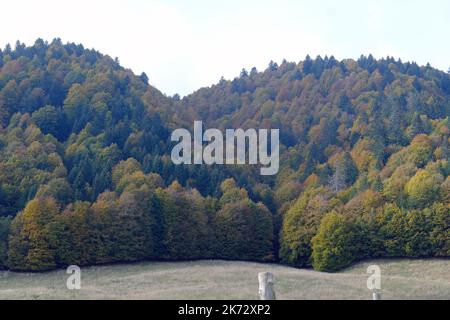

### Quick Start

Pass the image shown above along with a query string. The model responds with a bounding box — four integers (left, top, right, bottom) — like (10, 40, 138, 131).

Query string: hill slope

(0, 40, 448, 272)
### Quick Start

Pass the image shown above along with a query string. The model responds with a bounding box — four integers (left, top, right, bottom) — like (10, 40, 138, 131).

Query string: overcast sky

(1, 0, 449, 96)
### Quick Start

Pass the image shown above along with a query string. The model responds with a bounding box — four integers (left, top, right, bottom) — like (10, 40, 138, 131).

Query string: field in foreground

(0, 259, 448, 300)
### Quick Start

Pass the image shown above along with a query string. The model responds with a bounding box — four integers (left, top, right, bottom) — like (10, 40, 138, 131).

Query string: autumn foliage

(0, 40, 448, 271)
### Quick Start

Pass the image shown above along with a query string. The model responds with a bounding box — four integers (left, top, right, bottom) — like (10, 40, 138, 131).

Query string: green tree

(377, 204, 407, 257)
(215, 198, 273, 261)
(157, 182, 214, 260)
(311, 212, 359, 272)
(405, 169, 443, 208)
(428, 203, 450, 256)
(31, 105, 59, 137)
(404, 209, 433, 257)
(35, 178, 73, 205)
(51, 201, 91, 266)
(0, 217, 11, 269)
(279, 188, 336, 267)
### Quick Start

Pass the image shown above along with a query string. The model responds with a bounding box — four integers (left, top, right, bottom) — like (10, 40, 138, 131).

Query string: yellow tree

(8, 198, 59, 271)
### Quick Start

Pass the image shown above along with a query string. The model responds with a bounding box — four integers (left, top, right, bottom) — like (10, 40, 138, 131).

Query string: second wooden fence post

(258, 272, 276, 300)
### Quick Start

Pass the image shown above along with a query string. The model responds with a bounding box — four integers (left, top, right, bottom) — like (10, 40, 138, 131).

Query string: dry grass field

(0, 259, 448, 300)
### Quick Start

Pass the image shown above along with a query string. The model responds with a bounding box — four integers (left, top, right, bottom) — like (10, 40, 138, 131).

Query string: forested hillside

(0, 39, 448, 272)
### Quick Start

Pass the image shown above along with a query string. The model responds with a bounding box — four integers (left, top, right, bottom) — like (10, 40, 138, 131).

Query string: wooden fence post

(258, 272, 276, 300)
(373, 291, 382, 300)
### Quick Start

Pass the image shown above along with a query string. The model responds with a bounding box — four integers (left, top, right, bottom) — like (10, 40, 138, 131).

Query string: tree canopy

(0, 40, 448, 271)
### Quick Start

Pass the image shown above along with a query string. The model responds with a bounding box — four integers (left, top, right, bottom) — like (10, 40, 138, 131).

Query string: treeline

(0, 39, 449, 272)
(0, 159, 273, 271)
(312, 203, 448, 271)
(281, 188, 448, 272)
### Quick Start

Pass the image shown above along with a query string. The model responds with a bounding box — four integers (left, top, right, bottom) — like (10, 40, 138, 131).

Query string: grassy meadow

(0, 259, 448, 300)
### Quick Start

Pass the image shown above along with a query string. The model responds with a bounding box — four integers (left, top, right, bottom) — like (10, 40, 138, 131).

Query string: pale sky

(1, 0, 449, 96)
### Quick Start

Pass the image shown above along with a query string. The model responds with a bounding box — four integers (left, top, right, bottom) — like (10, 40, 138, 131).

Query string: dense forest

(0, 39, 448, 272)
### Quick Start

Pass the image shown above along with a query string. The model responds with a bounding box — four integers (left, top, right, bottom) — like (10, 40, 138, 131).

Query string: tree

(382, 163, 416, 206)
(405, 169, 443, 208)
(215, 180, 273, 261)
(302, 55, 313, 74)
(88, 187, 157, 264)
(441, 135, 449, 161)
(404, 209, 433, 257)
(441, 177, 450, 204)
(31, 105, 59, 137)
(35, 178, 73, 204)
(428, 203, 450, 256)
(52, 201, 91, 266)
(63, 83, 88, 129)
(8, 198, 59, 271)
(386, 97, 405, 145)
(0, 217, 11, 269)
(114, 189, 156, 260)
(140, 72, 149, 84)
(219, 178, 248, 206)
(157, 182, 214, 260)
(0, 80, 19, 124)
(377, 204, 407, 257)
(279, 188, 336, 267)
(329, 161, 346, 193)
(329, 152, 358, 193)
(112, 158, 142, 188)
(311, 212, 359, 272)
